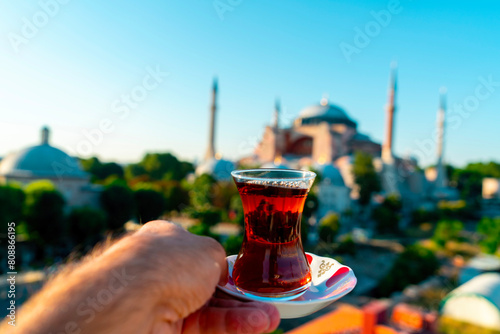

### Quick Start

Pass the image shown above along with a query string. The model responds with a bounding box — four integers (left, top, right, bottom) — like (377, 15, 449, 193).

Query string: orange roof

(285, 305, 363, 334)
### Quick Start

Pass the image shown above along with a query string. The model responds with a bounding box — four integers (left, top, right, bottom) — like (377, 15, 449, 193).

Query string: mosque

(0, 127, 100, 207)
(194, 66, 458, 217)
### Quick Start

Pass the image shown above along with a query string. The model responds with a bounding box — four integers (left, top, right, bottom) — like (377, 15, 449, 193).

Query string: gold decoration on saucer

(317, 260, 333, 278)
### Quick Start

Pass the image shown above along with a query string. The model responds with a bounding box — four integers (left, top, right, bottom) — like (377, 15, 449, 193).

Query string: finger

(208, 299, 281, 331)
(182, 304, 280, 334)
(209, 298, 274, 311)
(198, 236, 228, 286)
(137, 220, 184, 235)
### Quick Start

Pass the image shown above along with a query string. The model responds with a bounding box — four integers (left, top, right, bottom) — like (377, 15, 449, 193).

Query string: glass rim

(231, 168, 316, 182)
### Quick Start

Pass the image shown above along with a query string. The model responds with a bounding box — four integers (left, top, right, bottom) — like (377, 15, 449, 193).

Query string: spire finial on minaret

(382, 62, 397, 162)
(41, 126, 50, 145)
(273, 97, 280, 129)
(204, 77, 218, 160)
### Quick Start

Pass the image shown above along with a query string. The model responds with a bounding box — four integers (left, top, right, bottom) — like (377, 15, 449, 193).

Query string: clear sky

(1, 0, 499, 167)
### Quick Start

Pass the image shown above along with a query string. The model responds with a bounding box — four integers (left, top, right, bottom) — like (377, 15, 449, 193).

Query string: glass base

(235, 282, 311, 302)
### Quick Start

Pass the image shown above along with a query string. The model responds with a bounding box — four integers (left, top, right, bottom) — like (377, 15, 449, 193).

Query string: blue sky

(1, 0, 499, 167)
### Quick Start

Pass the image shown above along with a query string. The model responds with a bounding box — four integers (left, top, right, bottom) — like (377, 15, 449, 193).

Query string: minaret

(205, 78, 217, 160)
(273, 98, 280, 129)
(382, 62, 397, 163)
(273, 98, 281, 162)
(435, 87, 448, 188)
(41, 126, 50, 145)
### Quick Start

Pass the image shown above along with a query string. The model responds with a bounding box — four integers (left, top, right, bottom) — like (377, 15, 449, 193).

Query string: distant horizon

(0, 123, 498, 170)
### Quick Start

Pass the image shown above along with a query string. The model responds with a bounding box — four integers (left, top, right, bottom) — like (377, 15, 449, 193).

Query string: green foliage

(336, 234, 356, 256)
(68, 206, 107, 246)
(125, 152, 194, 181)
(190, 174, 217, 208)
(352, 151, 381, 206)
(23, 180, 66, 245)
(187, 223, 210, 236)
(411, 208, 440, 225)
(223, 234, 243, 255)
(229, 195, 244, 226)
(439, 316, 500, 334)
(318, 213, 340, 243)
(212, 181, 239, 214)
(163, 182, 190, 212)
(134, 186, 165, 223)
(301, 191, 318, 242)
(477, 217, 500, 254)
(437, 200, 475, 220)
(432, 219, 464, 248)
(189, 207, 222, 227)
(187, 223, 219, 240)
(375, 244, 439, 297)
(372, 194, 402, 234)
(0, 184, 25, 236)
(100, 181, 135, 230)
(266, 330, 284, 334)
(80, 157, 124, 182)
(450, 161, 500, 200)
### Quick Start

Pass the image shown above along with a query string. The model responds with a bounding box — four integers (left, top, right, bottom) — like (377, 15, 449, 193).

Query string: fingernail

(246, 310, 270, 331)
(259, 304, 280, 331)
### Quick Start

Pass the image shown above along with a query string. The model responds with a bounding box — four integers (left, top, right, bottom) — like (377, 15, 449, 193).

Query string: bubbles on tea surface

(245, 179, 310, 189)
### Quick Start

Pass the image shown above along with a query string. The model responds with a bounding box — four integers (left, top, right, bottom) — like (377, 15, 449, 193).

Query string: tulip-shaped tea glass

(231, 168, 316, 299)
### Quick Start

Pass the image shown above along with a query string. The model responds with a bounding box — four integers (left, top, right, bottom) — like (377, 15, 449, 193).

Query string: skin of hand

(1, 220, 280, 334)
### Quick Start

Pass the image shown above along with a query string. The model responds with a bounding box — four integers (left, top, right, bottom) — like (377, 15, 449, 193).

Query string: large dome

(0, 128, 87, 179)
(297, 102, 356, 128)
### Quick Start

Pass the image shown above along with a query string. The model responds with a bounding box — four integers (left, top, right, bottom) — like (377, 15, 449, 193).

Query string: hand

(129, 221, 281, 333)
(3, 220, 280, 334)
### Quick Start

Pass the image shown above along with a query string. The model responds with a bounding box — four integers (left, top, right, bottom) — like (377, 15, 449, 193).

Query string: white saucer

(217, 252, 357, 319)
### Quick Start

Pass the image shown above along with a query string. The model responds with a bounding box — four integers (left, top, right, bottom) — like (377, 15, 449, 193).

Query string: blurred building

(0, 127, 100, 207)
(441, 273, 500, 331)
(483, 178, 500, 200)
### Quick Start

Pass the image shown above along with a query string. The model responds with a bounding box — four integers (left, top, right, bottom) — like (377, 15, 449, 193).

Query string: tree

(0, 184, 25, 236)
(212, 181, 238, 214)
(134, 186, 165, 224)
(352, 151, 381, 206)
(80, 157, 124, 182)
(163, 182, 190, 212)
(100, 181, 135, 230)
(190, 174, 217, 209)
(450, 161, 500, 201)
(229, 194, 245, 226)
(376, 244, 439, 297)
(318, 213, 340, 243)
(23, 180, 66, 245)
(432, 219, 464, 248)
(372, 194, 402, 234)
(223, 235, 243, 255)
(68, 206, 107, 247)
(477, 217, 500, 254)
(125, 153, 194, 181)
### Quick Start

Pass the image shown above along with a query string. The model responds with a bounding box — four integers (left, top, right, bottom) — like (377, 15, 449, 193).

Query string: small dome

(196, 158, 235, 181)
(297, 103, 356, 127)
(0, 145, 87, 179)
(314, 163, 345, 187)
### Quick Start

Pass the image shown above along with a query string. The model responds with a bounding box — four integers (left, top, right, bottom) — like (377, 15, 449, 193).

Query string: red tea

(232, 181, 311, 296)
